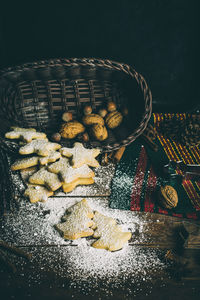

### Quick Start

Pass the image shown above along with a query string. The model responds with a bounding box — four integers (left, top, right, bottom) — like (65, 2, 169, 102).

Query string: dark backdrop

(0, 0, 199, 112)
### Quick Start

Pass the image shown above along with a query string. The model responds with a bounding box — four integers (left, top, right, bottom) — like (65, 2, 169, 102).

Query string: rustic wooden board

(1, 163, 200, 299)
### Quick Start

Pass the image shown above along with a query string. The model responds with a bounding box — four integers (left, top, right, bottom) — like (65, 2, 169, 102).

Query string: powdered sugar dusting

(0, 196, 167, 297)
(0, 164, 168, 298)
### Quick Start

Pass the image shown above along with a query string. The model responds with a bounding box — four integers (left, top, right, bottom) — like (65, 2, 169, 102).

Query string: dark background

(0, 0, 199, 112)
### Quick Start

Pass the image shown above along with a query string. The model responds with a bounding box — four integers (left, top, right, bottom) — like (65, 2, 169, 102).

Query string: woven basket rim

(0, 57, 137, 74)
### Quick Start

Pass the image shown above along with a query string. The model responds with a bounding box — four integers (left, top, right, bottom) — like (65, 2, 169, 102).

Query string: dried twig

(101, 152, 109, 166)
(108, 151, 114, 161)
(112, 146, 126, 163)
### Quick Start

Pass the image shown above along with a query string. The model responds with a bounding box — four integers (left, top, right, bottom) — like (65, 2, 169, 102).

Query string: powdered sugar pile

(26, 240, 166, 298)
(0, 164, 168, 298)
(0, 197, 146, 246)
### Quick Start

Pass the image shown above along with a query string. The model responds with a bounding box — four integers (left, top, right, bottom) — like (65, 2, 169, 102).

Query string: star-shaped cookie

(48, 157, 95, 183)
(11, 151, 61, 170)
(60, 142, 100, 168)
(29, 167, 62, 191)
(62, 177, 95, 193)
(19, 139, 61, 156)
(5, 127, 47, 143)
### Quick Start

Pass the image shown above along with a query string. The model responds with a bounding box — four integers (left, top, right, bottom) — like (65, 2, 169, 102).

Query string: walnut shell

(91, 124, 108, 141)
(105, 111, 123, 129)
(82, 114, 104, 126)
(60, 121, 85, 139)
(158, 185, 178, 209)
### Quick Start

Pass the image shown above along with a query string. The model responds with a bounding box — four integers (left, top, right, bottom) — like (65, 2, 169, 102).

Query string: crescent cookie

(5, 127, 47, 143)
(60, 142, 100, 168)
(19, 139, 61, 157)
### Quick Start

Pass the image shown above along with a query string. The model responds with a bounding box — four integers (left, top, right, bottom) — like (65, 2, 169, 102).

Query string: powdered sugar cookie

(11, 151, 61, 171)
(19, 139, 61, 156)
(24, 184, 53, 203)
(64, 198, 94, 219)
(38, 151, 61, 165)
(60, 142, 100, 168)
(62, 177, 94, 193)
(11, 156, 39, 171)
(91, 211, 116, 238)
(5, 127, 46, 143)
(29, 167, 62, 191)
(11, 127, 36, 132)
(91, 211, 132, 251)
(47, 156, 69, 176)
(48, 157, 95, 183)
(20, 167, 38, 182)
(55, 199, 94, 240)
(92, 224, 132, 251)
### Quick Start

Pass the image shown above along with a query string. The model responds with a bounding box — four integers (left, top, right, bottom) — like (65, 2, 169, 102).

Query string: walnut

(105, 111, 123, 129)
(158, 185, 178, 209)
(91, 124, 108, 141)
(82, 114, 104, 126)
(60, 121, 85, 139)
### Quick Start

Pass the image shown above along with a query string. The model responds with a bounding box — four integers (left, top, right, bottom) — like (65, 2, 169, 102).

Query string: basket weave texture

(0, 58, 152, 152)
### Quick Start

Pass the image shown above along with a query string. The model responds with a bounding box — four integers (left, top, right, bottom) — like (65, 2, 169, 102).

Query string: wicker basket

(0, 58, 152, 152)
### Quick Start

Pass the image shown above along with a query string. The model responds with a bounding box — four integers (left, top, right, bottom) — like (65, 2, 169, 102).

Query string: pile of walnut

(51, 101, 126, 143)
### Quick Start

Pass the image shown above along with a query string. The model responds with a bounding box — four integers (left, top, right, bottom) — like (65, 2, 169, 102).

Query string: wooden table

(0, 164, 200, 300)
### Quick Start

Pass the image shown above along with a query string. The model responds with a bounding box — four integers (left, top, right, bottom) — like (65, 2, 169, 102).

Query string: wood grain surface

(0, 164, 200, 300)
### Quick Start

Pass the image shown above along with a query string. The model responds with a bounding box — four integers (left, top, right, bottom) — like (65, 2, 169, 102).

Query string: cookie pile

(6, 127, 100, 203)
(56, 199, 132, 252)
